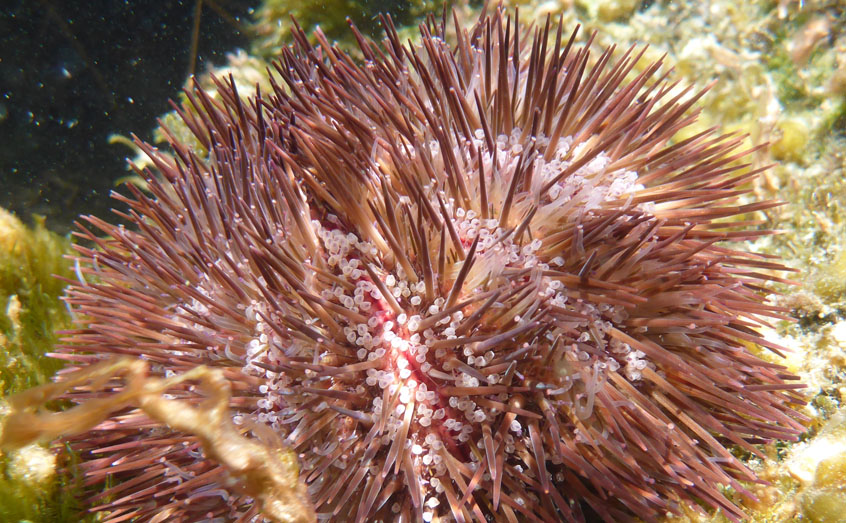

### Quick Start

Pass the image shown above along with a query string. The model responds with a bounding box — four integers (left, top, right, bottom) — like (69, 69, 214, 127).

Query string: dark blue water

(0, 0, 255, 233)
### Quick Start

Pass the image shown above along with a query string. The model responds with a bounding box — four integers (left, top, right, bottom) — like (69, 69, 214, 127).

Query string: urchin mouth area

(370, 311, 465, 451)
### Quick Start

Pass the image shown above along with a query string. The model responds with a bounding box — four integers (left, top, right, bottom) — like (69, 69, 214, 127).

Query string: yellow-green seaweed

(0, 207, 92, 523)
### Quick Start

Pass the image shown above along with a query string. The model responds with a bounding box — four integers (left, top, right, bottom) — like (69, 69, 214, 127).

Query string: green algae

(251, 0, 457, 57)
(0, 209, 72, 394)
(0, 442, 91, 523)
(0, 208, 93, 523)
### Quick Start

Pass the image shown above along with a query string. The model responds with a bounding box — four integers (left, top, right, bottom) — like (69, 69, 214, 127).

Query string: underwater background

(1, 0, 846, 521)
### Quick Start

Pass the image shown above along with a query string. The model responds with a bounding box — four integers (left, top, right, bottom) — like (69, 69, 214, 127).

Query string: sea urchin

(41, 7, 809, 522)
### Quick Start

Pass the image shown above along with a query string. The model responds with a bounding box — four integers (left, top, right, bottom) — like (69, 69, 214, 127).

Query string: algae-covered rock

(0, 208, 72, 393)
(802, 451, 846, 522)
(575, 0, 639, 22)
(786, 410, 846, 522)
(251, 0, 449, 57)
(771, 118, 810, 164)
(0, 207, 88, 523)
(812, 250, 846, 303)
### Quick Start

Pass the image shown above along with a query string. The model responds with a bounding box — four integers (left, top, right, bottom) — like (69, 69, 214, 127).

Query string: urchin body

(63, 8, 805, 523)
